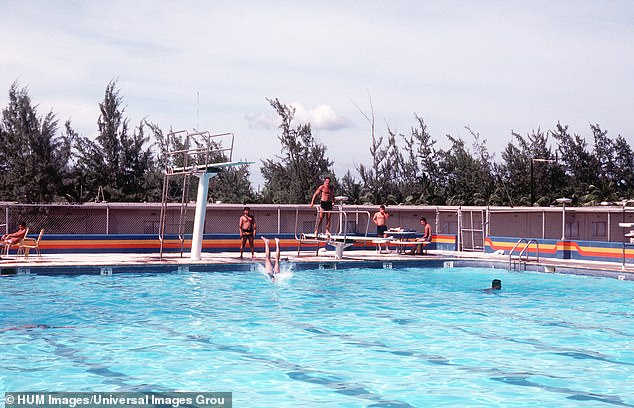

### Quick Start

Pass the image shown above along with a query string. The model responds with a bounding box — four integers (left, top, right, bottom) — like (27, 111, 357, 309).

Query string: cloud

(245, 112, 279, 130)
(246, 102, 353, 131)
(291, 103, 354, 131)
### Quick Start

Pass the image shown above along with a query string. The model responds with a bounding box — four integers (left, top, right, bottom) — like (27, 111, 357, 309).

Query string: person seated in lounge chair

(408, 217, 432, 255)
(2, 221, 27, 246)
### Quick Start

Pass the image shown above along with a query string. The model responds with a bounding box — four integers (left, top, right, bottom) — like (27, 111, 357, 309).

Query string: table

(385, 229, 425, 254)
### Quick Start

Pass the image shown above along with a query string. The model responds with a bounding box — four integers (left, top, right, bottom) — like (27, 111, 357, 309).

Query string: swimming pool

(1, 265, 633, 407)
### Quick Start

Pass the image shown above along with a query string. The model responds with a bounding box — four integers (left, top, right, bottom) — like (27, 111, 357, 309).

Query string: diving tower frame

(159, 130, 252, 260)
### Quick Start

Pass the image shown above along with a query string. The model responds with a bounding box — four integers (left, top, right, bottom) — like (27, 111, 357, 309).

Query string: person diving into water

(261, 237, 281, 280)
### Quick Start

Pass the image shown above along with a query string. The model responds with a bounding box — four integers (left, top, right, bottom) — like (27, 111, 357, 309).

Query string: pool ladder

(508, 238, 539, 271)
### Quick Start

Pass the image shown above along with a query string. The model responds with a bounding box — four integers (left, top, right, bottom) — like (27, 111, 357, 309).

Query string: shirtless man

(372, 205, 390, 252)
(409, 217, 432, 255)
(2, 221, 27, 246)
(239, 207, 257, 258)
(310, 176, 334, 237)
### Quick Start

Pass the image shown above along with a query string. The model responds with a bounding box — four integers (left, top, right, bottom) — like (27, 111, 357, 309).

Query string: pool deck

(2, 248, 634, 279)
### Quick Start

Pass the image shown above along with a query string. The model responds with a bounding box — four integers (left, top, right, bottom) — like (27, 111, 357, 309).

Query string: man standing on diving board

(310, 176, 335, 237)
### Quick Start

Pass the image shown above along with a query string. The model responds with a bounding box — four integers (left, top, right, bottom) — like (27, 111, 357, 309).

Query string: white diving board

(168, 161, 254, 175)
(300, 233, 371, 259)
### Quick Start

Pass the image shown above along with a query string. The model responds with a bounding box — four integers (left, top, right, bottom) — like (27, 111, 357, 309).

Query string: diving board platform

(159, 129, 253, 260)
(299, 233, 371, 259)
(294, 205, 373, 259)
(168, 160, 254, 175)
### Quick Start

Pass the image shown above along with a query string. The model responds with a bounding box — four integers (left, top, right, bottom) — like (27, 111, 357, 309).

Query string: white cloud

(2, 0, 634, 189)
(246, 103, 353, 131)
(245, 112, 279, 130)
(290, 103, 353, 131)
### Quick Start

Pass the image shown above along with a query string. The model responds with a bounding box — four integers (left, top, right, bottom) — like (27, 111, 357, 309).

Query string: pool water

(1, 266, 634, 407)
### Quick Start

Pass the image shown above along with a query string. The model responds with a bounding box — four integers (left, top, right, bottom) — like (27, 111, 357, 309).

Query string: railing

(508, 238, 540, 270)
(294, 205, 372, 258)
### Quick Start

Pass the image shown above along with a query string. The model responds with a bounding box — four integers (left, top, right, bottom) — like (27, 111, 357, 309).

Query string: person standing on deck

(372, 205, 390, 252)
(310, 176, 335, 237)
(239, 207, 257, 258)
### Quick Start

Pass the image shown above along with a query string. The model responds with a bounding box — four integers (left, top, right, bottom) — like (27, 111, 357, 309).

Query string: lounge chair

(19, 229, 44, 258)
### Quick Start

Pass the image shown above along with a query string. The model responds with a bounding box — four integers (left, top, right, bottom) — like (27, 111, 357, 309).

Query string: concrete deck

(2, 248, 634, 279)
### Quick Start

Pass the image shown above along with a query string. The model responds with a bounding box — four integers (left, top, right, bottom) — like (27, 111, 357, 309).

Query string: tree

(354, 95, 384, 204)
(436, 129, 495, 205)
(495, 128, 562, 206)
(551, 122, 601, 204)
(74, 80, 159, 201)
(376, 126, 402, 204)
(612, 135, 634, 199)
(339, 170, 362, 204)
(400, 115, 441, 204)
(0, 82, 73, 203)
(208, 165, 257, 204)
(260, 98, 334, 203)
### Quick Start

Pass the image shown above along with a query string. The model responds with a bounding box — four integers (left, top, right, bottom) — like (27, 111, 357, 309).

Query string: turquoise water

(1, 266, 634, 407)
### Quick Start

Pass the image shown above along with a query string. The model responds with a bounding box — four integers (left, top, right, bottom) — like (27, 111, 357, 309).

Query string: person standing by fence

(239, 207, 257, 258)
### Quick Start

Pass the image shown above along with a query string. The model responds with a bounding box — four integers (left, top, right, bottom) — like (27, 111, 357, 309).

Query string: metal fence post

(3, 205, 8, 234)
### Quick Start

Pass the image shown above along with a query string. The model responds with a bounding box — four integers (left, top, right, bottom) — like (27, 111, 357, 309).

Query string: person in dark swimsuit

(310, 177, 334, 237)
(239, 207, 257, 258)
(373, 205, 390, 252)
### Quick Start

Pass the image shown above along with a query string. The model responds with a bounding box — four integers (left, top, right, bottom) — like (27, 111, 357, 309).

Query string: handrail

(508, 238, 540, 270)
(518, 239, 539, 262)
(294, 205, 372, 257)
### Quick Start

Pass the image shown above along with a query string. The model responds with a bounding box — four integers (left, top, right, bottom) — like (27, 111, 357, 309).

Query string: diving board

(300, 233, 363, 259)
(168, 161, 253, 175)
(298, 231, 372, 259)
(302, 233, 371, 243)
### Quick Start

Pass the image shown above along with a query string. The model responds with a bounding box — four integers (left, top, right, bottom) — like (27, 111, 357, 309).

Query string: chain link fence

(2, 202, 632, 243)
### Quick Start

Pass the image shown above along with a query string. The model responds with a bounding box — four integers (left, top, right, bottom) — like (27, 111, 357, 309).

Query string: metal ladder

(508, 238, 540, 271)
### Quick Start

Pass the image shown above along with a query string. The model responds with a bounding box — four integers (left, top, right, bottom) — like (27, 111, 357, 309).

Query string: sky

(2, 1, 634, 189)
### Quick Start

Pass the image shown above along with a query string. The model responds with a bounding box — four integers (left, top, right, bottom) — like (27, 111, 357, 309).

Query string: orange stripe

(485, 237, 634, 259)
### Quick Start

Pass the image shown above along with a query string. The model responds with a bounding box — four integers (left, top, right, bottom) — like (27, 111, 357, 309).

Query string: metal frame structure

(158, 130, 251, 259)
